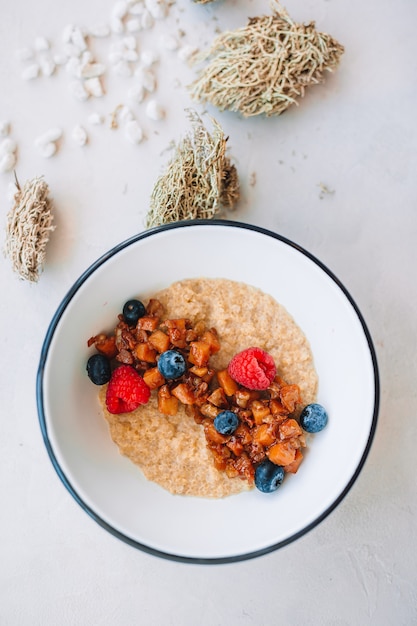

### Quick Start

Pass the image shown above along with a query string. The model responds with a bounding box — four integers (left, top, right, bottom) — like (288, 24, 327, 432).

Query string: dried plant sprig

(146, 110, 239, 229)
(189, 0, 344, 117)
(4, 174, 55, 282)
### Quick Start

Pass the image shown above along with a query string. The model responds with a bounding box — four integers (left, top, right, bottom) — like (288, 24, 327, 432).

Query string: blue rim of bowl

(36, 219, 380, 564)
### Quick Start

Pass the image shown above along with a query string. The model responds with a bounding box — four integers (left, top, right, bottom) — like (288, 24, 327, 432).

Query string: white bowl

(37, 221, 379, 563)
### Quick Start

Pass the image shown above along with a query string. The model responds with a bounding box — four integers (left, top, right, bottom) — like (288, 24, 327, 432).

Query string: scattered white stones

(0, 152, 17, 174)
(145, 0, 168, 20)
(0, 120, 11, 137)
(84, 77, 105, 98)
(37, 142, 58, 159)
(88, 112, 105, 125)
(128, 83, 146, 104)
(135, 67, 157, 93)
(72, 124, 88, 146)
(87, 23, 111, 39)
(34, 36, 50, 52)
(140, 49, 159, 67)
(161, 34, 179, 51)
(69, 79, 89, 101)
(0, 126, 18, 173)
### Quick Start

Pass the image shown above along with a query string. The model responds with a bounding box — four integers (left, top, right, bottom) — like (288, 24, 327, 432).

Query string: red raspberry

(106, 365, 151, 414)
(228, 347, 276, 390)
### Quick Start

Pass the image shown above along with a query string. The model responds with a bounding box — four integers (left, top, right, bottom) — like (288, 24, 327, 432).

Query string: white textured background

(0, 0, 416, 624)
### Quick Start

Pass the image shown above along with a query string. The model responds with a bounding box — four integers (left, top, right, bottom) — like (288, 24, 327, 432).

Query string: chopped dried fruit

(228, 347, 276, 390)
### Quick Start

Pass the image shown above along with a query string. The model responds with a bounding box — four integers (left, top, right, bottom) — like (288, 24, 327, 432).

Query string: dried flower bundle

(4, 175, 55, 282)
(189, 1, 344, 117)
(146, 111, 239, 228)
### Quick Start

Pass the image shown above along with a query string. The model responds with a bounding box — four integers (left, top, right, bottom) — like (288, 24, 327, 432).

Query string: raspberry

(228, 347, 276, 390)
(105, 365, 151, 414)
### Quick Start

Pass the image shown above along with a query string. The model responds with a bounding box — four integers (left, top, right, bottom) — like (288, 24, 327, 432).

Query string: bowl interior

(39, 222, 378, 562)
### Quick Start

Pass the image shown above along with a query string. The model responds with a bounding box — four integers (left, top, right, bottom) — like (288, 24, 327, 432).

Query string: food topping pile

(87, 296, 328, 493)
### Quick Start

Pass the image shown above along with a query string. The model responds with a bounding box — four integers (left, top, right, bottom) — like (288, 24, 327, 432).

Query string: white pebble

(66, 57, 82, 78)
(22, 63, 40, 80)
(128, 2, 145, 15)
(135, 67, 156, 92)
(140, 49, 159, 67)
(110, 16, 125, 34)
(88, 112, 105, 125)
(84, 77, 105, 97)
(126, 18, 141, 33)
(145, 0, 168, 19)
(145, 99, 165, 121)
(37, 141, 57, 158)
(53, 52, 68, 66)
(112, 0, 129, 19)
(72, 125, 88, 146)
(140, 10, 154, 29)
(178, 44, 198, 62)
(113, 60, 132, 77)
(70, 27, 87, 52)
(62, 24, 75, 44)
(39, 55, 56, 77)
(88, 23, 111, 38)
(16, 47, 34, 62)
(128, 83, 145, 104)
(80, 50, 94, 66)
(123, 49, 139, 62)
(119, 105, 135, 124)
(0, 120, 10, 137)
(123, 35, 137, 50)
(69, 79, 89, 100)
(161, 34, 178, 51)
(34, 36, 50, 52)
(124, 119, 144, 144)
(64, 42, 83, 58)
(35, 127, 63, 146)
(0, 152, 17, 173)
(0, 138, 18, 156)
(81, 62, 106, 79)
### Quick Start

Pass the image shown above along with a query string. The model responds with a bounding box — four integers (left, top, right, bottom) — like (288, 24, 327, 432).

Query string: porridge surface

(99, 278, 318, 498)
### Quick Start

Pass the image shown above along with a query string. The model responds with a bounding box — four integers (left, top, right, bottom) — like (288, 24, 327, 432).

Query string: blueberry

(157, 350, 187, 379)
(213, 410, 239, 436)
(254, 460, 285, 493)
(299, 403, 328, 433)
(86, 354, 111, 385)
(122, 299, 146, 326)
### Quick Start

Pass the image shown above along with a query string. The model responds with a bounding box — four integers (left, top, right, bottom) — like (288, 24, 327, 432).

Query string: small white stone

(88, 112, 105, 125)
(22, 63, 40, 80)
(110, 16, 125, 34)
(0, 137, 17, 156)
(145, 0, 167, 19)
(161, 34, 178, 51)
(81, 62, 106, 79)
(119, 105, 135, 124)
(112, 0, 129, 19)
(66, 56, 82, 78)
(113, 60, 132, 77)
(72, 124, 88, 146)
(123, 49, 139, 62)
(88, 23, 111, 38)
(35, 127, 63, 146)
(64, 42, 83, 58)
(123, 35, 137, 50)
(70, 27, 87, 52)
(84, 77, 105, 97)
(128, 83, 145, 104)
(135, 67, 156, 92)
(124, 119, 144, 144)
(53, 52, 68, 66)
(34, 36, 50, 52)
(16, 47, 34, 62)
(69, 79, 90, 101)
(0, 152, 17, 173)
(62, 23, 75, 44)
(0, 120, 11, 137)
(126, 18, 141, 33)
(140, 10, 154, 29)
(178, 44, 198, 62)
(39, 54, 56, 77)
(80, 50, 94, 66)
(37, 141, 57, 158)
(145, 99, 165, 121)
(128, 2, 145, 15)
(140, 49, 159, 67)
